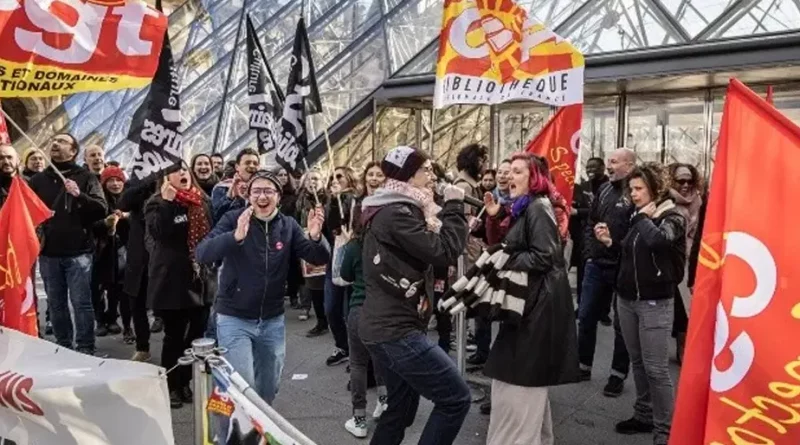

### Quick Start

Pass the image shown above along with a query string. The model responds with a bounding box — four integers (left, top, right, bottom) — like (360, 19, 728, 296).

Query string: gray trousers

(617, 297, 675, 445)
(347, 306, 385, 416)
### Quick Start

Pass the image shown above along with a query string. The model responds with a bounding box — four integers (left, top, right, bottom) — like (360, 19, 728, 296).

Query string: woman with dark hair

(667, 163, 703, 363)
(296, 170, 330, 334)
(190, 153, 218, 195)
(480, 169, 497, 195)
(323, 166, 357, 366)
(360, 161, 385, 197)
(595, 162, 685, 445)
(481, 152, 580, 444)
(145, 166, 213, 408)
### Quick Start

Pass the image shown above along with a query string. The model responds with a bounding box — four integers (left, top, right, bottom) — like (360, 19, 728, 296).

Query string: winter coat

(358, 190, 468, 344)
(29, 162, 107, 257)
(615, 200, 687, 302)
(118, 179, 157, 297)
(279, 187, 299, 220)
(144, 194, 213, 310)
(196, 208, 330, 320)
(582, 178, 634, 268)
(196, 176, 219, 196)
(670, 188, 703, 254)
(92, 191, 130, 286)
(482, 196, 581, 387)
(295, 190, 329, 290)
(569, 176, 608, 267)
(454, 171, 486, 265)
(687, 191, 709, 288)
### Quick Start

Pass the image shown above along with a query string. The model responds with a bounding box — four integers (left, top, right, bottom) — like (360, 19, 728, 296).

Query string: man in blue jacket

(196, 170, 330, 404)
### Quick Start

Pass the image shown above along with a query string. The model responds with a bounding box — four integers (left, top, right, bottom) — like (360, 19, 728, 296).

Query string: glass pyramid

(22, 0, 800, 166)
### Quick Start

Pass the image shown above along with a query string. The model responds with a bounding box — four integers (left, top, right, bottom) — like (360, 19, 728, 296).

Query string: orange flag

(670, 79, 800, 444)
(524, 104, 582, 205)
(0, 176, 51, 336)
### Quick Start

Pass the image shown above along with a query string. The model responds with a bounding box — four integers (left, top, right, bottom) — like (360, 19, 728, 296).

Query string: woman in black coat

(145, 166, 213, 409)
(482, 153, 580, 445)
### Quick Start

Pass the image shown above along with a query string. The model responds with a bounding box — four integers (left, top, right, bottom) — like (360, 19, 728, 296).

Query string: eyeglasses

(250, 188, 278, 197)
(675, 179, 694, 186)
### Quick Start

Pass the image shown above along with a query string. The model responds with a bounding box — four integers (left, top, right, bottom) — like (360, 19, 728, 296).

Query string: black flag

(127, 24, 183, 184)
(274, 18, 322, 174)
(246, 15, 284, 155)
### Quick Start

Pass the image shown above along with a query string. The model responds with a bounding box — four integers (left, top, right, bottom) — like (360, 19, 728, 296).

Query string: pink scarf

(383, 179, 442, 232)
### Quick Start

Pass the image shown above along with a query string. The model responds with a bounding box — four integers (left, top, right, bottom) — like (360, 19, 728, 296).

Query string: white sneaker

(372, 396, 388, 419)
(345, 416, 368, 438)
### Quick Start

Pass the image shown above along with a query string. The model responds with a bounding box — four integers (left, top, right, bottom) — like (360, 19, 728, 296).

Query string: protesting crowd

(0, 130, 706, 445)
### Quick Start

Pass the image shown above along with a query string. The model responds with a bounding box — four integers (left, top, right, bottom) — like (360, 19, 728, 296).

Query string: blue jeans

(324, 267, 349, 352)
(216, 313, 286, 404)
(366, 332, 471, 445)
(577, 261, 629, 378)
(39, 254, 95, 352)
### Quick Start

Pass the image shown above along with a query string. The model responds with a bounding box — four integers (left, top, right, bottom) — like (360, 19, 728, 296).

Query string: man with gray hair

(577, 147, 636, 398)
(84, 144, 105, 176)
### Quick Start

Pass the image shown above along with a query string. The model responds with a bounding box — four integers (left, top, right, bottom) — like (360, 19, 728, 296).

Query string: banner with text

(670, 79, 800, 444)
(524, 104, 581, 205)
(434, 0, 584, 108)
(246, 15, 284, 155)
(0, 0, 168, 97)
(0, 328, 175, 445)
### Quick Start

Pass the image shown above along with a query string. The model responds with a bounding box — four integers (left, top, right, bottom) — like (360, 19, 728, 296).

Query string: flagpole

(0, 107, 67, 183)
(323, 129, 345, 221)
(210, 0, 249, 154)
(301, 158, 321, 207)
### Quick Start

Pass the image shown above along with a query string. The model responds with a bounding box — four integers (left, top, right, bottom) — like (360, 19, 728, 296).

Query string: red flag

(0, 176, 51, 336)
(524, 104, 582, 205)
(0, 100, 10, 144)
(765, 85, 774, 105)
(670, 79, 800, 444)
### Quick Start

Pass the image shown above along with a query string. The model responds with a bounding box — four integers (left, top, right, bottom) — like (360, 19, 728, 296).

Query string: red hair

(510, 152, 556, 200)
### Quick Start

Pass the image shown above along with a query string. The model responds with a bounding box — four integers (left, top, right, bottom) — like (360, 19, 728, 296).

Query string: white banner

(0, 328, 175, 445)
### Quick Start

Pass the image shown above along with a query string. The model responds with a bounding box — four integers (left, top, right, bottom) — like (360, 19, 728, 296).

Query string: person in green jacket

(340, 207, 387, 438)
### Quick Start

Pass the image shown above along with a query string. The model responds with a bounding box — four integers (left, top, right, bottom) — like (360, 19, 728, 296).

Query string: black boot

(169, 390, 183, 409)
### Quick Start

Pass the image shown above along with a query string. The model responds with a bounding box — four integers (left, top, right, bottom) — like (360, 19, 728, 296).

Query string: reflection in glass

(498, 106, 549, 161)
(579, 98, 618, 178)
(702, 0, 800, 40)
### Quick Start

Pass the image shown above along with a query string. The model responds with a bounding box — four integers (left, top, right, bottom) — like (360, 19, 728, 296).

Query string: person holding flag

(29, 133, 107, 355)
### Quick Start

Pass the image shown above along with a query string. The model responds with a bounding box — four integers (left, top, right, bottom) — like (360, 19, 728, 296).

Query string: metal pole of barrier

(189, 338, 217, 445)
(455, 254, 467, 375)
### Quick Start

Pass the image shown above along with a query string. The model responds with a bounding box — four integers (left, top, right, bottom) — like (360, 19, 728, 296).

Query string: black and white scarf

(438, 244, 528, 325)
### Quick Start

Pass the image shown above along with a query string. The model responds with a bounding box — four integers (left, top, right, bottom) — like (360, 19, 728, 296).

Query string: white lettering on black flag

(246, 15, 283, 155)
(274, 17, 322, 174)
(127, 24, 183, 184)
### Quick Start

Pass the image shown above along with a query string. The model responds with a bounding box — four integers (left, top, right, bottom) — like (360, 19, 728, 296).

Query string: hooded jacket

(358, 188, 468, 344)
(195, 208, 330, 320)
(29, 161, 107, 257)
(615, 199, 687, 301)
(582, 178, 634, 268)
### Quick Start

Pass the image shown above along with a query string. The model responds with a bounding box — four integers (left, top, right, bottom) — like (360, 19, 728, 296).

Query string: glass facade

(19, 0, 800, 174)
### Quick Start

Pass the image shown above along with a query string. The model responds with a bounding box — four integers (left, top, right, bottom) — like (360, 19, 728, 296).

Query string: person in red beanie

(92, 165, 133, 340)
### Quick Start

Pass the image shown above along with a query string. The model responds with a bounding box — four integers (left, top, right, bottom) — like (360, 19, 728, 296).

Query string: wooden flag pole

(301, 158, 321, 207)
(324, 129, 344, 220)
(0, 107, 67, 183)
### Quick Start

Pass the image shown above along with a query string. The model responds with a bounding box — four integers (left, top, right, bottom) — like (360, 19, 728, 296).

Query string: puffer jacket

(195, 208, 330, 320)
(358, 189, 467, 344)
(615, 199, 687, 301)
(582, 178, 634, 267)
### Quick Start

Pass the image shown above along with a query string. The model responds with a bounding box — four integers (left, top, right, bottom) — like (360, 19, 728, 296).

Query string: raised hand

(161, 180, 177, 201)
(307, 206, 325, 240)
(483, 192, 500, 217)
(594, 223, 612, 247)
(234, 207, 254, 242)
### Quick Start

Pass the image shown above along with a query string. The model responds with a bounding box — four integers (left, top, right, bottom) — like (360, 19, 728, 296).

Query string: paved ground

(38, 272, 680, 445)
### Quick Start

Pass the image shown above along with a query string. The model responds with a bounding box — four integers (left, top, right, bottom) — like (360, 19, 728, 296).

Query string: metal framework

(20, 0, 800, 167)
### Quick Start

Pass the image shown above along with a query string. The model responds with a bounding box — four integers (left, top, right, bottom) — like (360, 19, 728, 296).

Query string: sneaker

(107, 323, 122, 335)
(326, 348, 349, 366)
(372, 396, 388, 418)
(150, 317, 164, 333)
(615, 417, 654, 435)
(466, 353, 487, 366)
(180, 386, 193, 403)
(298, 309, 310, 321)
(169, 390, 183, 409)
(465, 344, 478, 352)
(479, 401, 491, 415)
(579, 369, 591, 382)
(131, 351, 151, 362)
(95, 324, 109, 337)
(306, 325, 328, 337)
(44, 321, 53, 336)
(76, 348, 95, 356)
(603, 375, 625, 397)
(345, 416, 368, 438)
(122, 328, 135, 345)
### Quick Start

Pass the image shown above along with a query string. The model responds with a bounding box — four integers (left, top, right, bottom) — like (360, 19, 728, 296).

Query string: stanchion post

(455, 254, 467, 375)
(191, 338, 217, 445)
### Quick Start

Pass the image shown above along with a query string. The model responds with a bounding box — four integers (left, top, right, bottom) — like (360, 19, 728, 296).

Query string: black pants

(287, 259, 302, 305)
(161, 306, 208, 392)
(130, 274, 150, 352)
(433, 291, 452, 352)
(107, 283, 131, 329)
(308, 288, 327, 329)
(91, 264, 104, 325)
